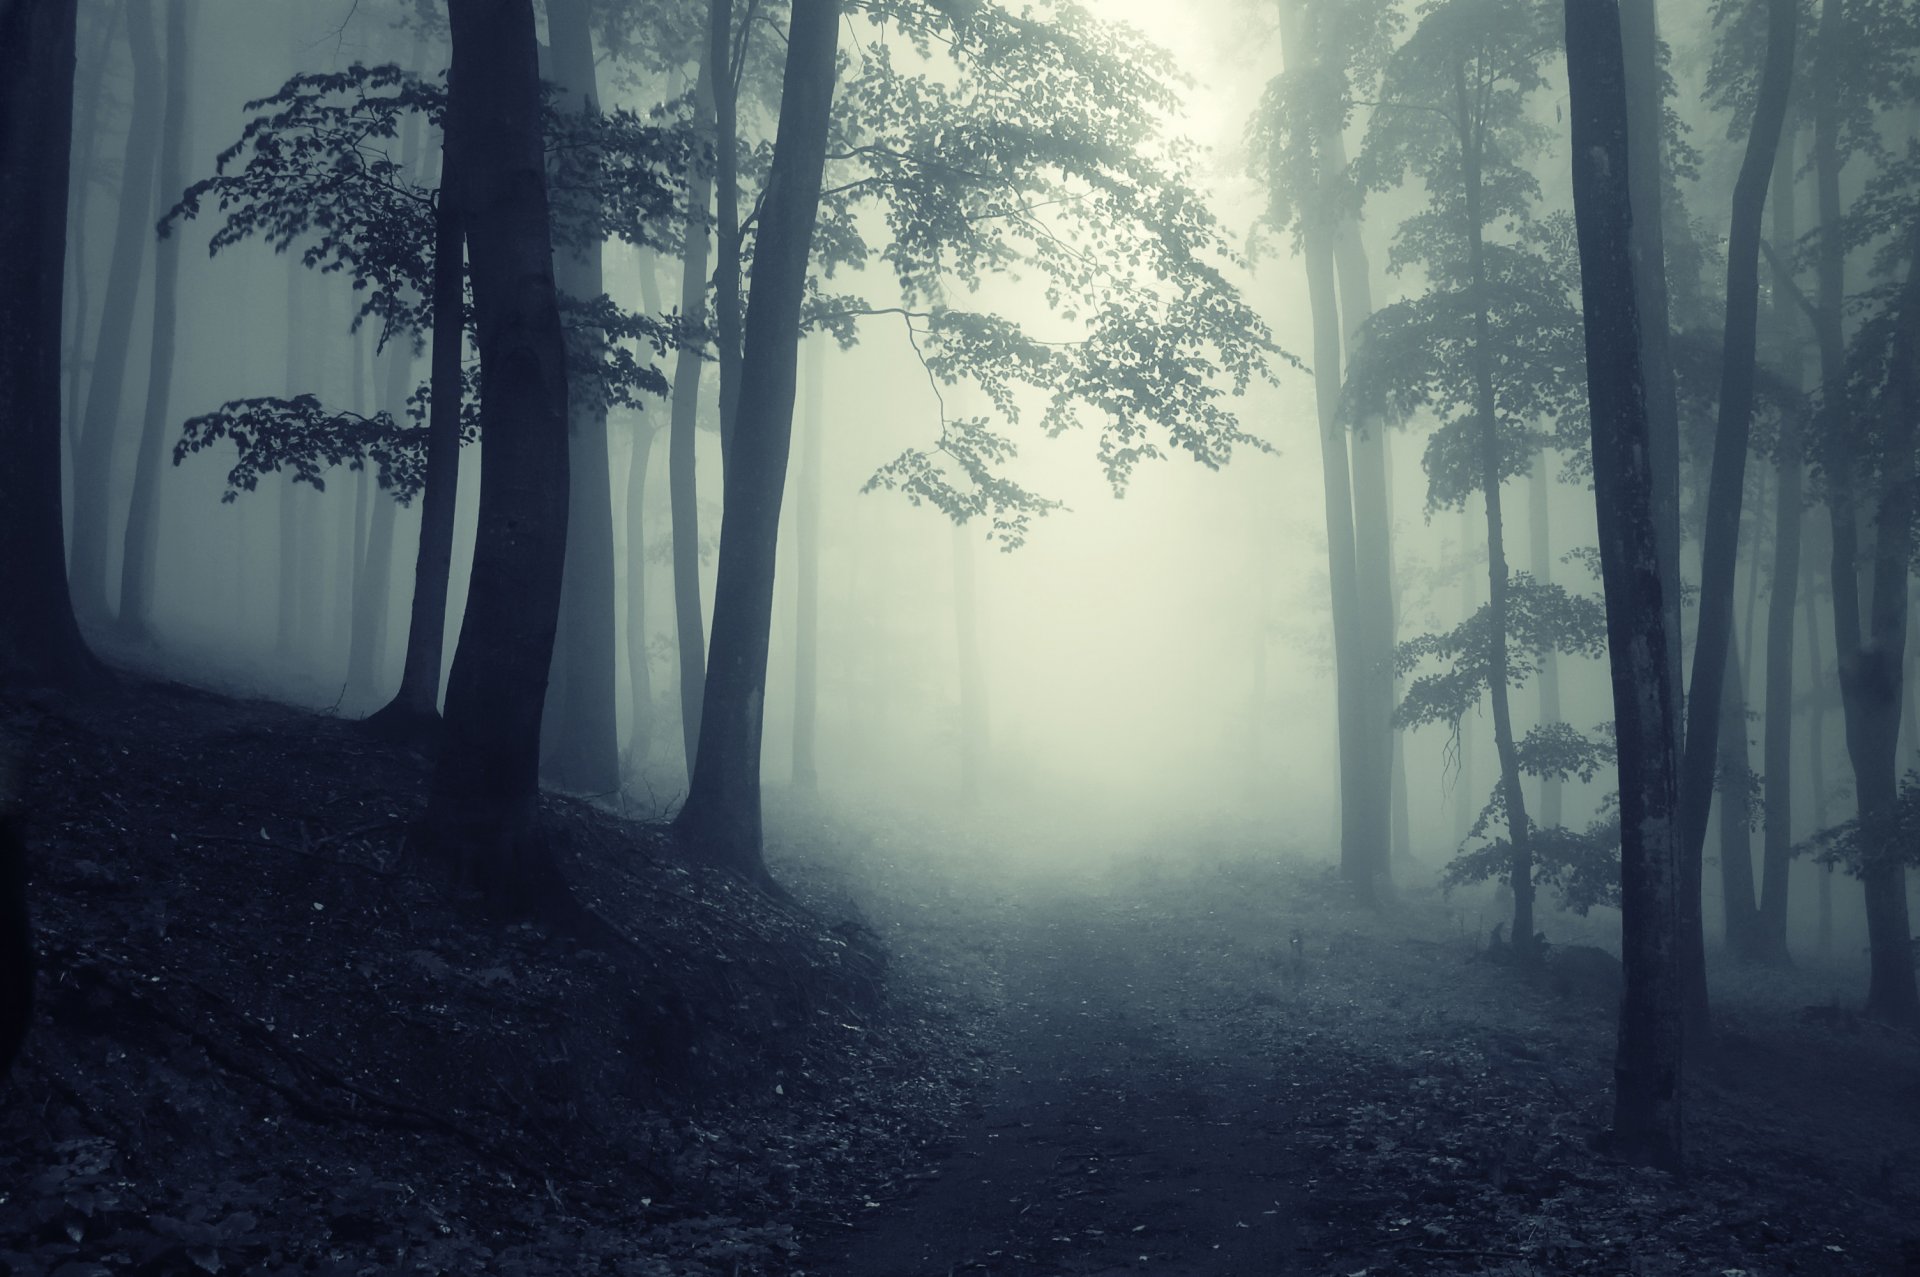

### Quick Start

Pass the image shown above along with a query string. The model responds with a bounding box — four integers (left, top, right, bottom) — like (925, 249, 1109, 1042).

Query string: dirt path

(816, 885, 1314, 1277)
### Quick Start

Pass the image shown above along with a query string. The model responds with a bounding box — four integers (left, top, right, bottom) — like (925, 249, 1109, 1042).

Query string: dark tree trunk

(1673, 0, 1796, 1035)
(669, 59, 716, 776)
(1801, 526, 1834, 956)
(1757, 118, 1805, 964)
(674, 0, 842, 879)
(116, 0, 191, 639)
(0, 0, 95, 689)
(1619, 0, 1684, 752)
(423, 0, 573, 904)
(1718, 638, 1761, 957)
(1812, 0, 1920, 1021)
(539, 0, 621, 795)
(792, 333, 825, 791)
(68, 0, 163, 623)
(369, 133, 465, 743)
(1455, 58, 1535, 953)
(1564, 0, 1685, 1172)
(625, 424, 658, 768)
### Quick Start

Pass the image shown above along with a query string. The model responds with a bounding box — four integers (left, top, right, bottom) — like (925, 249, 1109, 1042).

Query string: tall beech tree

(674, 0, 842, 878)
(0, 0, 93, 689)
(1670, 0, 1796, 1032)
(422, 0, 573, 897)
(1563, 0, 1685, 1173)
(1250, 0, 1401, 899)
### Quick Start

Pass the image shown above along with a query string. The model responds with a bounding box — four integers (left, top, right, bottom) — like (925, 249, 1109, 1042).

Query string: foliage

(1803, 769, 1920, 876)
(1441, 725, 1622, 912)
(173, 390, 473, 503)
(806, 1, 1286, 543)
(1392, 577, 1609, 730)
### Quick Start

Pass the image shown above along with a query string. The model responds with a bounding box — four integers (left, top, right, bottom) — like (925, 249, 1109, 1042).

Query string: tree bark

(1, 0, 95, 690)
(1618, 0, 1684, 752)
(539, 0, 621, 795)
(369, 131, 465, 742)
(792, 333, 825, 791)
(116, 0, 191, 639)
(423, 0, 573, 904)
(68, 0, 163, 623)
(63, 1, 122, 435)
(624, 250, 666, 770)
(1717, 638, 1760, 957)
(669, 59, 716, 776)
(674, 0, 842, 879)
(1672, 0, 1796, 1035)
(1757, 115, 1805, 963)
(708, 0, 745, 461)
(1455, 57, 1535, 953)
(1564, 0, 1685, 1172)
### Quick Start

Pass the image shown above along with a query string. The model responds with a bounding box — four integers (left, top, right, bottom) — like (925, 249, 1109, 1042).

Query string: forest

(0, 0, 1917, 1272)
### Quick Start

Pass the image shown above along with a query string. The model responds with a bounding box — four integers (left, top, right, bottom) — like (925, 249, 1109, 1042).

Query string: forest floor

(2, 676, 1918, 1276)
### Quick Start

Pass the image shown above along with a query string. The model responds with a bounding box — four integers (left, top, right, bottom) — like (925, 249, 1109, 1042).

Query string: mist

(3, 0, 1918, 1272)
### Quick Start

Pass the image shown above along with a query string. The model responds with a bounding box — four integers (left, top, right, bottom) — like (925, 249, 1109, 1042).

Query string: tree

(1250, 0, 1401, 899)
(674, 0, 842, 879)
(421, 0, 573, 901)
(791, 332, 826, 791)
(0, 0, 94, 689)
(1563, 0, 1685, 1173)
(1667, 0, 1795, 1031)
(1351, 0, 1585, 953)
(117, 0, 194, 640)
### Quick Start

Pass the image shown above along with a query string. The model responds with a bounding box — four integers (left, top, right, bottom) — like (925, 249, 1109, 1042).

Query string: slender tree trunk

(116, 0, 191, 638)
(68, 0, 162, 622)
(1673, 0, 1797, 1034)
(1, 0, 96, 689)
(369, 133, 464, 741)
(669, 59, 716, 775)
(792, 333, 825, 791)
(1529, 453, 1565, 828)
(1802, 527, 1834, 956)
(277, 255, 311, 668)
(1456, 504, 1480, 846)
(1456, 59, 1534, 954)
(424, 0, 573, 903)
(1565, 0, 1685, 1171)
(1718, 638, 1761, 957)
(674, 0, 841, 879)
(625, 424, 658, 767)
(347, 344, 408, 698)
(1812, 0, 1919, 1020)
(63, 1, 122, 436)
(539, 0, 621, 795)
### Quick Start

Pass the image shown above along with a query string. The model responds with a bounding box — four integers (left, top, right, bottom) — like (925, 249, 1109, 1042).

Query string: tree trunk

(423, 0, 573, 905)
(1801, 525, 1833, 956)
(674, 0, 841, 879)
(1, 0, 95, 689)
(368, 131, 465, 741)
(1529, 453, 1565, 829)
(536, 0, 621, 795)
(1619, 0, 1684, 753)
(1564, 0, 1685, 1171)
(669, 59, 717, 776)
(1673, 0, 1796, 1035)
(1812, 0, 1920, 1021)
(1455, 504, 1480, 847)
(1718, 638, 1761, 957)
(68, 0, 162, 623)
(625, 423, 658, 768)
(792, 333, 825, 791)
(1277, 0, 1378, 901)
(1455, 58, 1535, 955)
(116, 0, 191, 639)
(1757, 117, 1805, 964)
